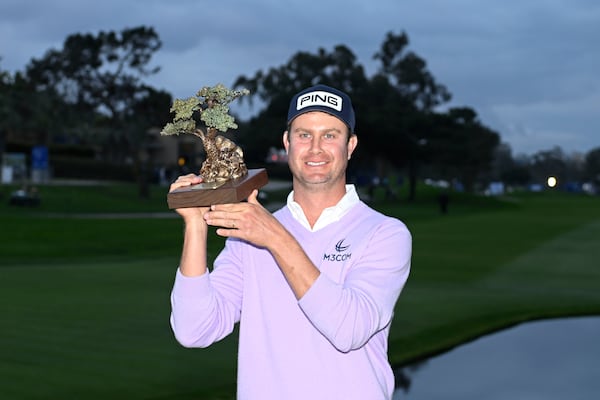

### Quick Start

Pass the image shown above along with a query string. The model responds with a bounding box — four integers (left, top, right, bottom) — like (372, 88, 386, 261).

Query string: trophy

(161, 84, 268, 209)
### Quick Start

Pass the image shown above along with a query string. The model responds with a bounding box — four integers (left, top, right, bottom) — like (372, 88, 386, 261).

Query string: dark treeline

(232, 32, 501, 198)
(1, 26, 599, 198)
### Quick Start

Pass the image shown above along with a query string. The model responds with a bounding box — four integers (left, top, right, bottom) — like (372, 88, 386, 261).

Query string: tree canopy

(25, 26, 169, 162)
(233, 31, 499, 198)
(5, 26, 594, 196)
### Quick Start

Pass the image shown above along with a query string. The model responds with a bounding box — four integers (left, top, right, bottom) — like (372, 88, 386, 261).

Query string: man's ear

(283, 131, 290, 153)
(347, 134, 358, 159)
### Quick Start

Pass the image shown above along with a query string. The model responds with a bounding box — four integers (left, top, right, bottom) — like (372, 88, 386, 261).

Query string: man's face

(283, 111, 357, 190)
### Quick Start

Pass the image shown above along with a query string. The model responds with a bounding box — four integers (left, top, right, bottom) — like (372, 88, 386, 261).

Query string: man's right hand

(169, 174, 210, 222)
(170, 174, 210, 277)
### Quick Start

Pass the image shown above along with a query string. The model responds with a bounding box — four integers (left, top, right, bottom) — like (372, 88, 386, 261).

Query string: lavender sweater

(170, 201, 412, 399)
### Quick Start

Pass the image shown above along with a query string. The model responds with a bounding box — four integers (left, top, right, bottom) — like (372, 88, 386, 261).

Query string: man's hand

(169, 174, 210, 221)
(169, 174, 210, 277)
(204, 190, 284, 249)
(205, 189, 320, 299)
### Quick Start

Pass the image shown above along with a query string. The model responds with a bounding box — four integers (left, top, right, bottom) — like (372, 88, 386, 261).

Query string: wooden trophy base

(167, 168, 269, 209)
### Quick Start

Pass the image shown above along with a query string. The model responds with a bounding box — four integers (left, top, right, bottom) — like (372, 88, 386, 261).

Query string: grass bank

(389, 192, 600, 364)
(1, 182, 598, 399)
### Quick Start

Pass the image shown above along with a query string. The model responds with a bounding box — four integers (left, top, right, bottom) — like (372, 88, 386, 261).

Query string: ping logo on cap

(296, 91, 342, 112)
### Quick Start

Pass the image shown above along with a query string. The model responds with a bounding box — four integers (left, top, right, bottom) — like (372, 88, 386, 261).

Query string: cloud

(490, 92, 600, 154)
(1, 0, 599, 155)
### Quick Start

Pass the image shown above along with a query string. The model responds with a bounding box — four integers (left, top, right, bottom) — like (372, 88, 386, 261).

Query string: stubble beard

(291, 163, 347, 194)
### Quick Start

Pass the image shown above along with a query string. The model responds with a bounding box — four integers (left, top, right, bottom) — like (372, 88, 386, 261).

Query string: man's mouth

(306, 161, 326, 166)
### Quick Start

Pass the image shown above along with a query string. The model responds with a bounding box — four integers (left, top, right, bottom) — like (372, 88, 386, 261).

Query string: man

(169, 84, 412, 399)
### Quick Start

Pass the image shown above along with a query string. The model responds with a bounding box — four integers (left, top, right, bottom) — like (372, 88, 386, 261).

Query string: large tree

(584, 147, 600, 187)
(528, 147, 569, 185)
(368, 31, 452, 200)
(25, 26, 163, 163)
(232, 31, 505, 199)
(489, 143, 532, 187)
(374, 31, 451, 112)
(24, 26, 169, 196)
(0, 60, 70, 169)
(426, 107, 501, 191)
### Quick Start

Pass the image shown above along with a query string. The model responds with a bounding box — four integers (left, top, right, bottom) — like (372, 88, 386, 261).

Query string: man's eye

(299, 133, 311, 139)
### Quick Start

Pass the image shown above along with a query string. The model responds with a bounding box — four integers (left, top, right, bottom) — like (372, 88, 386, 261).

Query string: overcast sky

(1, 0, 598, 156)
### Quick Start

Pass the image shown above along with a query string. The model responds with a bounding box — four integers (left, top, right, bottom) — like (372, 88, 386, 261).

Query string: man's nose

(309, 136, 322, 153)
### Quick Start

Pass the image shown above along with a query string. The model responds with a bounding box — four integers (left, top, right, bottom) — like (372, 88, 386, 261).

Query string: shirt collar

(286, 184, 360, 232)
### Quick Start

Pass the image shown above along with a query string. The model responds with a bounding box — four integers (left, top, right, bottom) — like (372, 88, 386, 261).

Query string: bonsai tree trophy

(161, 84, 268, 209)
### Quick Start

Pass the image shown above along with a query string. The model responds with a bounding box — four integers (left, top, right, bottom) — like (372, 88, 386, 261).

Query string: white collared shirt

(286, 184, 360, 232)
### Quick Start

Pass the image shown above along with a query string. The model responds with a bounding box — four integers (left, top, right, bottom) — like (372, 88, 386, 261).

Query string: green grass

(389, 191, 600, 364)
(1, 182, 599, 399)
(1, 183, 171, 214)
(1, 258, 238, 399)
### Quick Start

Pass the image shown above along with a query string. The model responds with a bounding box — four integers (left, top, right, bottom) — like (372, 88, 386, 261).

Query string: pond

(393, 317, 600, 399)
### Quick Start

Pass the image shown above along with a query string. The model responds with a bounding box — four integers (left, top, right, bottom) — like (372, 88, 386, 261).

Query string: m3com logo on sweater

(323, 239, 352, 262)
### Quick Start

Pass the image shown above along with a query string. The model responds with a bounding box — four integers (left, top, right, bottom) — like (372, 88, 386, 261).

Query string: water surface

(393, 317, 600, 399)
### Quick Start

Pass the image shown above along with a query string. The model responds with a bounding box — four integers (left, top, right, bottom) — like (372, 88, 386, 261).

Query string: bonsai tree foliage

(161, 83, 250, 183)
